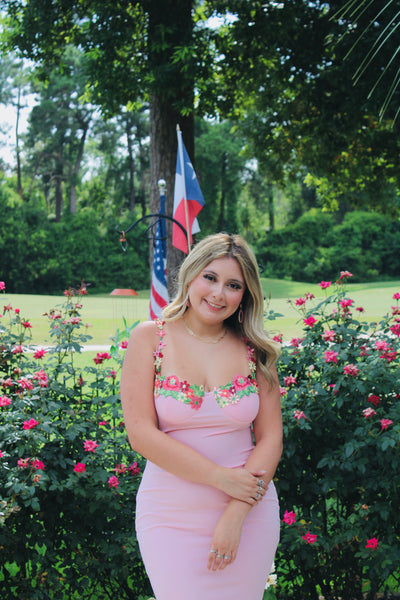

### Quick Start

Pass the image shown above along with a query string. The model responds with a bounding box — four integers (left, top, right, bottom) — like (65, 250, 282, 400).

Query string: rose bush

(0, 282, 151, 599)
(274, 273, 400, 599)
(1, 275, 399, 599)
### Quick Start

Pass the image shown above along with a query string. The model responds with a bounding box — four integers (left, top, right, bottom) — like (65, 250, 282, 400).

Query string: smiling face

(187, 257, 245, 324)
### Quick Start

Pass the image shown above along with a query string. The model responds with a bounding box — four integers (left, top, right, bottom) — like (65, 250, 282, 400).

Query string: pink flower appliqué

(188, 392, 203, 411)
(233, 374, 249, 391)
(163, 375, 181, 391)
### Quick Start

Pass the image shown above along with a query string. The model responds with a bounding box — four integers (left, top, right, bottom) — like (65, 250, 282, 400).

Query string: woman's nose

(212, 283, 224, 299)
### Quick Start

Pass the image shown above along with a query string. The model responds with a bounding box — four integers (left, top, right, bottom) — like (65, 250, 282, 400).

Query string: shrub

(256, 209, 400, 282)
(0, 192, 150, 294)
(0, 282, 152, 599)
(275, 273, 400, 599)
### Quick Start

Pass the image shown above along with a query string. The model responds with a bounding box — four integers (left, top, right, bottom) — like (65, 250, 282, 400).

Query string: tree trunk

(126, 119, 136, 212)
(149, 97, 194, 295)
(70, 121, 89, 214)
(267, 183, 275, 231)
(55, 175, 63, 222)
(148, 0, 195, 298)
(217, 151, 227, 231)
(15, 87, 24, 200)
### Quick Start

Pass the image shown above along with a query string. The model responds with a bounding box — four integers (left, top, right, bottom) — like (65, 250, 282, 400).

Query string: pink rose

(282, 510, 296, 525)
(23, 418, 39, 430)
(303, 315, 317, 328)
(366, 537, 378, 550)
(74, 463, 86, 473)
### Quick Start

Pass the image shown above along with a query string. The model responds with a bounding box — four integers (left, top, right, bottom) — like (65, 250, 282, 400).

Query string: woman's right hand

(215, 467, 267, 505)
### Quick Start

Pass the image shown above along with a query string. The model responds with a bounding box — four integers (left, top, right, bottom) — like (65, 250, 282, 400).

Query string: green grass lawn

(2, 278, 399, 346)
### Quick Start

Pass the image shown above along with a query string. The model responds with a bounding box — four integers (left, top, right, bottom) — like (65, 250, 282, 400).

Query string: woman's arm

(119, 321, 264, 504)
(207, 366, 283, 570)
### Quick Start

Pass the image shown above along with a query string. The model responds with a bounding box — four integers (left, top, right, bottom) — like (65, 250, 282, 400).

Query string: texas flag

(172, 127, 205, 254)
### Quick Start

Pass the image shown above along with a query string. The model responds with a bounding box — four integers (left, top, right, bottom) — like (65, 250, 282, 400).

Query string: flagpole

(176, 124, 191, 253)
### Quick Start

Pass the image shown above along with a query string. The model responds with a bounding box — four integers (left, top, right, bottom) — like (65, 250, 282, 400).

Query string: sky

(0, 100, 32, 167)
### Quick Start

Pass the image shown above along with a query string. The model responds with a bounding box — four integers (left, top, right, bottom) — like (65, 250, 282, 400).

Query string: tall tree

(213, 1, 400, 216)
(0, 52, 31, 196)
(24, 46, 93, 220)
(1, 0, 214, 288)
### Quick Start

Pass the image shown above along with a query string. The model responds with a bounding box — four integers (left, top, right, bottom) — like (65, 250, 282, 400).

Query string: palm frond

(333, 0, 400, 123)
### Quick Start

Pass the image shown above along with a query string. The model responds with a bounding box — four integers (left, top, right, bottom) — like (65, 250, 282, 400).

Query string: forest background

(0, 0, 399, 297)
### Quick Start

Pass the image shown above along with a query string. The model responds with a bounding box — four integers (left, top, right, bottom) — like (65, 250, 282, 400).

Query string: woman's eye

(203, 274, 215, 281)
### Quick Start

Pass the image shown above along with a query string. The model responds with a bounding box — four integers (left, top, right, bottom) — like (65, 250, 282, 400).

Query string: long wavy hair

(163, 233, 280, 385)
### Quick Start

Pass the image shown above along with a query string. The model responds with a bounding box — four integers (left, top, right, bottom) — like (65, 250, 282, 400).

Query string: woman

(120, 233, 282, 600)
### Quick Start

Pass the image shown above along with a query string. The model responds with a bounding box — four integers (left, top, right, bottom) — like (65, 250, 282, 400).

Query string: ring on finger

(209, 550, 217, 554)
(258, 479, 264, 487)
(255, 491, 260, 500)
(217, 554, 223, 558)
(224, 555, 230, 560)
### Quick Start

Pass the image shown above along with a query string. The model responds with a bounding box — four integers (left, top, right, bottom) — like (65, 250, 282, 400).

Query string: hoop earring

(238, 303, 244, 324)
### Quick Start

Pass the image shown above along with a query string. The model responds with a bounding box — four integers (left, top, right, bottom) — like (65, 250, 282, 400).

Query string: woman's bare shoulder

(128, 320, 159, 347)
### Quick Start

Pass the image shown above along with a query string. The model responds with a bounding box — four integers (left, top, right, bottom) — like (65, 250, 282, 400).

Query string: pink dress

(135, 321, 280, 600)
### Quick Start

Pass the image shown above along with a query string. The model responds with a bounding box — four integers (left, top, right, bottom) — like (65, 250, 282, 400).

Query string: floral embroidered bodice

(153, 320, 258, 411)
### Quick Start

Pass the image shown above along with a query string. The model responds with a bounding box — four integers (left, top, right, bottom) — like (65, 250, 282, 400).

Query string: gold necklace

(183, 318, 227, 344)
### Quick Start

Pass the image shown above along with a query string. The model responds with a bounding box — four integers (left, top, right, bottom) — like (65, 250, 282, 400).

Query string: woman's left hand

(206, 510, 244, 571)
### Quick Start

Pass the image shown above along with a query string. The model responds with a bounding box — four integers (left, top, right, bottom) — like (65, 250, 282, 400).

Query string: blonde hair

(163, 233, 280, 385)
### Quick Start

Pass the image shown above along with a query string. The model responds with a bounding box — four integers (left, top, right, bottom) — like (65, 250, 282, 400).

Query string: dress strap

(153, 319, 166, 374)
(243, 338, 257, 379)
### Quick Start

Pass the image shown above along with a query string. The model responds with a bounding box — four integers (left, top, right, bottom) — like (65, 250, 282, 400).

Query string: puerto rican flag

(149, 190, 169, 319)
(172, 128, 205, 254)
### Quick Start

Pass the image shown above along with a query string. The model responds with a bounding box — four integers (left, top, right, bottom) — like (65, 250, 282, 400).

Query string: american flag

(149, 188, 169, 319)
